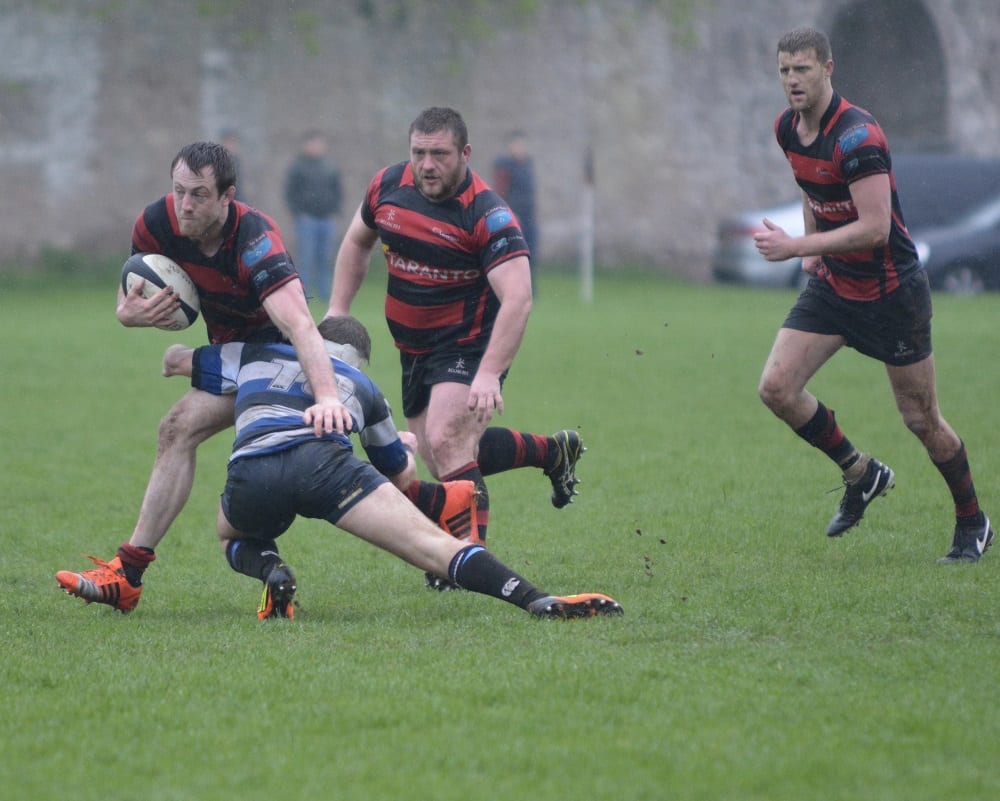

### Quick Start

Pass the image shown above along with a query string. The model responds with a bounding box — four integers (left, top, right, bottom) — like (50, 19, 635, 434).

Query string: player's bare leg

(888, 356, 993, 562)
(407, 382, 487, 480)
(760, 327, 893, 536)
(56, 389, 234, 611)
(130, 389, 235, 548)
(758, 327, 843, 427)
(337, 484, 622, 619)
(408, 382, 491, 589)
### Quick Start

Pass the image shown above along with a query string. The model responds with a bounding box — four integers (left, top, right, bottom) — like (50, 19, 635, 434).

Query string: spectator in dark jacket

(493, 130, 538, 287)
(285, 130, 343, 301)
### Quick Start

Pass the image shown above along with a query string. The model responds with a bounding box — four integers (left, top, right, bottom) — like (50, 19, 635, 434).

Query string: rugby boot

(527, 593, 624, 619)
(826, 458, 895, 536)
(56, 555, 142, 613)
(258, 562, 297, 619)
(545, 429, 585, 508)
(938, 513, 994, 563)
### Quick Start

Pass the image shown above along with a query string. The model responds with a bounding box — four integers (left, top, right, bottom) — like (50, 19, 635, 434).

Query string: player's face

(778, 48, 832, 116)
(410, 129, 471, 202)
(171, 161, 231, 242)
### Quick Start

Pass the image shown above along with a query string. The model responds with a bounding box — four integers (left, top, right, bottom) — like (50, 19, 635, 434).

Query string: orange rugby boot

(56, 555, 142, 613)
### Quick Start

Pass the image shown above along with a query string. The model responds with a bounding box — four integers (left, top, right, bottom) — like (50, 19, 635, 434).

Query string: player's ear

(222, 184, 237, 203)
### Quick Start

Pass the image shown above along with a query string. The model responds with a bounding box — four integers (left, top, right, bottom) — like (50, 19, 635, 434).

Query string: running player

(754, 28, 992, 562)
(55, 141, 351, 612)
(327, 107, 583, 589)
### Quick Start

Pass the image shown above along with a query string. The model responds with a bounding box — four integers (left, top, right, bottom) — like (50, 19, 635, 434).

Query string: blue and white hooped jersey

(190, 341, 408, 476)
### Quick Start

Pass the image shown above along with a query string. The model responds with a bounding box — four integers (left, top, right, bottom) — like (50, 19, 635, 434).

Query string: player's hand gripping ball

(121, 253, 200, 331)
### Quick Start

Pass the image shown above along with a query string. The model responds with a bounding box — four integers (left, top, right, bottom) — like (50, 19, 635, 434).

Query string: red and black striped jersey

(775, 93, 921, 301)
(131, 196, 300, 344)
(360, 161, 529, 355)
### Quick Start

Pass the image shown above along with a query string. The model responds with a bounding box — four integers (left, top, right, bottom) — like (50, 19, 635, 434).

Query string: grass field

(2, 268, 998, 800)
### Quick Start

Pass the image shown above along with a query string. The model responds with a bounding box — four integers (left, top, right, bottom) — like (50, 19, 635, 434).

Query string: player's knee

(758, 373, 786, 412)
(900, 409, 933, 442)
(896, 393, 942, 443)
(419, 429, 445, 462)
(425, 436, 470, 478)
(157, 402, 214, 450)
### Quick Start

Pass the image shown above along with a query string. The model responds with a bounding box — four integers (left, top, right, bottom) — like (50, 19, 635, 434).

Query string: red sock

(116, 542, 156, 587)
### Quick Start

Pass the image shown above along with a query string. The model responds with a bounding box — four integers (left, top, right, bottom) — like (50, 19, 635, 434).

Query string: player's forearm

(328, 249, 367, 316)
(292, 327, 341, 402)
(328, 214, 376, 316)
(387, 455, 417, 491)
(796, 219, 888, 257)
(479, 303, 530, 378)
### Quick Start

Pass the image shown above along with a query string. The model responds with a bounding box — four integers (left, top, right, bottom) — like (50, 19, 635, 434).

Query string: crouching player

(158, 315, 622, 620)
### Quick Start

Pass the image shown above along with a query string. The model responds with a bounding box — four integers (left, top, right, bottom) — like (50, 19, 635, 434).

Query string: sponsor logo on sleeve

(837, 124, 869, 154)
(485, 207, 513, 233)
(243, 235, 273, 267)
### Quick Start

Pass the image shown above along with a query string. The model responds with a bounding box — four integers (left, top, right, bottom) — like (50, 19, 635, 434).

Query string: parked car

(711, 199, 805, 288)
(913, 194, 1000, 295)
(712, 153, 1000, 293)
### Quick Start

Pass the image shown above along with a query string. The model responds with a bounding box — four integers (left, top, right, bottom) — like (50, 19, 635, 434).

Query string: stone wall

(0, 0, 998, 278)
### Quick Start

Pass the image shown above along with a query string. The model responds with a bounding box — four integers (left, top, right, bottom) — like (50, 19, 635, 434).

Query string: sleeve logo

(485, 208, 513, 233)
(243, 235, 273, 267)
(837, 124, 869, 154)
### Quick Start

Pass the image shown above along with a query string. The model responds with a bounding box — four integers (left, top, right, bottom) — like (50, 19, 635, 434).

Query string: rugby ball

(121, 253, 200, 331)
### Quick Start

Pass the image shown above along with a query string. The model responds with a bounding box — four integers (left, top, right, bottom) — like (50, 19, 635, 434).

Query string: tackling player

(159, 316, 622, 620)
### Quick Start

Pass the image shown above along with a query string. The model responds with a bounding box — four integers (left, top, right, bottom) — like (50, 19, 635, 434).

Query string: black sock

(448, 545, 546, 609)
(933, 441, 981, 519)
(794, 402, 858, 468)
(226, 539, 282, 582)
(477, 428, 554, 475)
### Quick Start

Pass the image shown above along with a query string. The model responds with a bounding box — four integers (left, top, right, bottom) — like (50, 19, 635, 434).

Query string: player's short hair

(409, 107, 468, 150)
(777, 27, 832, 63)
(318, 315, 372, 364)
(171, 142, 237, 195)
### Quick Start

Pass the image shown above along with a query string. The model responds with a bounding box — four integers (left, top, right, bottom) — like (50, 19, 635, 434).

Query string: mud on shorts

(782, 270, 933, 366)
(399, 347, 508, 418)
(220, 439, 389, 540)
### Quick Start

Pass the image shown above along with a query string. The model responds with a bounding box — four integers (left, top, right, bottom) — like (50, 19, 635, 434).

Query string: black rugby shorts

(782, 271, 933, 366)
(399, 348, 508, 418)
(221, 440, 389, 539)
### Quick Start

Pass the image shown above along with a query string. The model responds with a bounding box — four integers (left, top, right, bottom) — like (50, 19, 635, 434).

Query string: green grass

(2, 269, 998, 800)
